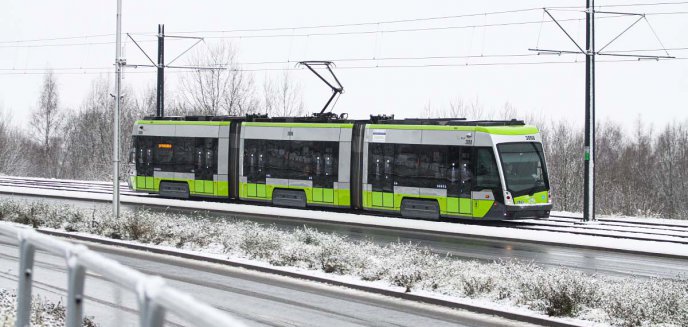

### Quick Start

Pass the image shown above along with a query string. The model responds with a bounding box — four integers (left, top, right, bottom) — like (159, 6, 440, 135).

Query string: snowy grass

(1, 199, 687, 327)
(0, 289, 96, 327)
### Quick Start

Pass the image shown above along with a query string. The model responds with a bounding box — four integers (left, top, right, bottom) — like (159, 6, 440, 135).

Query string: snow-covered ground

(1, 198, 686, 327)
(0, 288, 96, 327)
(553, 210, 688, 227)
(1, 184, 687, 259)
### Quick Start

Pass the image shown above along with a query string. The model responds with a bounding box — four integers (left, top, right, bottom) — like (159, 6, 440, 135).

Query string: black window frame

(244, 139, 340, 187)
(473, 146, 502, 194)
(133, 135, 217, 176)
(497, 142, 550, 197)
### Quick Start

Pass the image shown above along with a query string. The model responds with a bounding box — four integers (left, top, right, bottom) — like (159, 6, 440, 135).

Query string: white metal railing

(0, 223, 246, 327)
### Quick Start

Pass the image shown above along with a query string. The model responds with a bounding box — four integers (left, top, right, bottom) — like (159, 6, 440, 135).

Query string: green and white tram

(128, 115, 551, 220)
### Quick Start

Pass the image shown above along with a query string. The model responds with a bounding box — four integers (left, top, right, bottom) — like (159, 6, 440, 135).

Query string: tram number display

(525, 135, 536, 141)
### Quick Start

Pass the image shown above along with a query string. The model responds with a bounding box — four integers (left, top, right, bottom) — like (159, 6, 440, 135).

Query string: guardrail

(0, 223, 246, 327)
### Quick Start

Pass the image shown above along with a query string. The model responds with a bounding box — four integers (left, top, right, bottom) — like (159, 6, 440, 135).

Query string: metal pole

(15, 237, 35, 327)
(65, 246, 87, 327)
(583, 0, 596, 222)
(156, 24, 165, 117)
(113, 0, 122, 219)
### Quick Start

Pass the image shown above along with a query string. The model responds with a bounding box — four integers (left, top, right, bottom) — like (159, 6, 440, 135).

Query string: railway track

(1, 175, 687, 246)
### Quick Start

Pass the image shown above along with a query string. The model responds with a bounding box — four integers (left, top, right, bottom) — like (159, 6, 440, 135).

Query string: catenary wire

(6, 48, 688, 73)
(0, 57, 685, 76)
(0, 13, 653, 49)
(0, 1, 684, 43)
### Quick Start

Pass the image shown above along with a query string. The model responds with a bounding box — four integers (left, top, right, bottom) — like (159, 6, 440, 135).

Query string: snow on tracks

(0, 176, 687, 259)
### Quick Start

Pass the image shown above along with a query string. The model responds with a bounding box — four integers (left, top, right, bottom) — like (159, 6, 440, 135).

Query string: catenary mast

(113, 0, 123, 219)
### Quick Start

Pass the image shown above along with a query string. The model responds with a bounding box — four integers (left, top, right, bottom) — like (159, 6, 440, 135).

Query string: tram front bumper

(505, 204, 552, 219)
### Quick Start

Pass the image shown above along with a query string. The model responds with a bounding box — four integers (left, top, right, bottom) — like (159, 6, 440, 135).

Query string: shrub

(2, 198, 687, 326)
(520, 268, 600, 317)
(239, 226, 282, 260)
(0, 288, 97, 326)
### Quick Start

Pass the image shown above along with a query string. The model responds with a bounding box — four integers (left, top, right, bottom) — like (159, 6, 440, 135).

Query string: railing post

(143, 302, 166, 327)
(15, 234, 35, 327)
(137, 277, 166, 327)
(66, 245, 88, 327)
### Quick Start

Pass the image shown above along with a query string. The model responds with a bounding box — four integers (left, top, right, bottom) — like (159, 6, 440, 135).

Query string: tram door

(136, 137, 155, 190)
(369, 143, 395, 208)
(447, 147, 472, 216)
(194, 138, 216, 195)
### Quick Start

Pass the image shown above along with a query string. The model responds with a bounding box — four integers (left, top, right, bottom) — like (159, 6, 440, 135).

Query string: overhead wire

(0, 2, 685, 76)
(0, 56, 685, 76)
(0, 1, 683, 44)
(0, 9, 684, 50)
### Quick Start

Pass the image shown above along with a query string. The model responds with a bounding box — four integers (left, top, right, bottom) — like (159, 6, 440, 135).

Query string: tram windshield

(497, 142, 549, 197)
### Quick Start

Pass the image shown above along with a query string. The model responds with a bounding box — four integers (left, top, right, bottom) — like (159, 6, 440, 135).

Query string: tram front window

(497, 142, 549, 197)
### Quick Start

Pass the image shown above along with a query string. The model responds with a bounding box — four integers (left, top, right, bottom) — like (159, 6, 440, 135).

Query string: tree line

(0, 44, 304, 182)
(0, 45, 685, 219)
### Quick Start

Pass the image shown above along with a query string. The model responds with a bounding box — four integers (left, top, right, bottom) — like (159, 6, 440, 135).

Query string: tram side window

(174, 138, 194, 167)
(155, 138, 174, 164)
(474, 147, 500, 191)
(288, 141, 316, 180)
(393, 144, 418, 186)
(265, 140, 287, 179)
(283, 140, 339, 182)
(393, 144, 446, 189)
(246, 139, 339, 183)
(144, 137, 202, 173)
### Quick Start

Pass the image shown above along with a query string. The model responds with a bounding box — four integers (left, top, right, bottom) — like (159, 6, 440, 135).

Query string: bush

(604, 278, 688, 327)
(239, 226, 282, 260)
(519, 268, 600, 317)
(0, 288, 97, 326)
(2, 198, 687, 326)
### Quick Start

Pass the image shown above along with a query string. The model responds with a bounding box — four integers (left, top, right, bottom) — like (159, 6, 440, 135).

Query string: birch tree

(263, 71, 304, 117)
(179, 42, 258, 116)
(30, 70, 63, 177)
(0, 109, 27, 174)
(61, 76, 141, 180)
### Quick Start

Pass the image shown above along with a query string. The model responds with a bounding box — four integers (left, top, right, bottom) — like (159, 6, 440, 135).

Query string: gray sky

(1, 0, 687, 131)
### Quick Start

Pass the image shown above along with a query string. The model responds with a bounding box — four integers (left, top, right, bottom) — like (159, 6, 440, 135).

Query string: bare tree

(61, 76, 142, 180)
(0, 109, 28, 175)
(263, 71, 304, 117)
(497, 102, 518, 120)
(29, 70, 63, 177)
(179, 42, 258, 116)
(422, 97, 490, 120)
(136, 84, 157, 116)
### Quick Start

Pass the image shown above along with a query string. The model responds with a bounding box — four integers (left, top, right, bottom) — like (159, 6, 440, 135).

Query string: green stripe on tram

(242, 122, 354, 128)
(135, 120, 231, 126)
(367, 124, 539, 135)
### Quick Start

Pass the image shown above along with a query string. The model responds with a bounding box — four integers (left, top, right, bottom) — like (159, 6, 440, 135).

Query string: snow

(1, 198, 687, 327)
(553, 210, 688, 227)
(0, 288, 96, 326)
(1, 184, 687, 259)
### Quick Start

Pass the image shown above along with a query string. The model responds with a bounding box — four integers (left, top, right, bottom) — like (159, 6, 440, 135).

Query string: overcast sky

(1, 0, 687, 131)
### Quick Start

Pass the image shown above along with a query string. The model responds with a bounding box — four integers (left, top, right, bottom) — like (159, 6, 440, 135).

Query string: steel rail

(1, 177, 688, 251)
